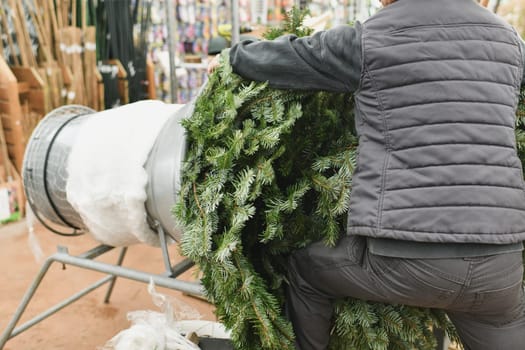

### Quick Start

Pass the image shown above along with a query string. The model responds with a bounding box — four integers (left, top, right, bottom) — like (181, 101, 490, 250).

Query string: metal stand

(434, 327, 451, 350)
(0, 224, 202, 349)
(231, 0, 240, 45)
(166, 0, 178, 103)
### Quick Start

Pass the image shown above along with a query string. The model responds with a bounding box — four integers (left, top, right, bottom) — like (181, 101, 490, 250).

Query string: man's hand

(207, 54, 221, 75)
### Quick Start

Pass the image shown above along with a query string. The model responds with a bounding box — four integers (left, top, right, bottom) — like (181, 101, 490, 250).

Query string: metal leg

(0, 245, 118, 349)
(104, 247, 128, 304)
(52, 249, 203, 294)
(157, 223, 174, 275)
(0, 257, 54, 349)
(76, 244, 114, 259)
(9, 275, 114, 339)
(434, 327, 450, 350)
(169, 258, 195, 278)
(155, 221, 196, 279)
(0, 244, 204, 349)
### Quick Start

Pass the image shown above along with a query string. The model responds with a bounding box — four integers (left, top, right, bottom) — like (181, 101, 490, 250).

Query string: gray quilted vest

(347, 0, 525, 244)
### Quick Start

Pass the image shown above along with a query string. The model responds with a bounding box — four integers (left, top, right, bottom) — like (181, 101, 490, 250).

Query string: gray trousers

(287, 235, 525, 350)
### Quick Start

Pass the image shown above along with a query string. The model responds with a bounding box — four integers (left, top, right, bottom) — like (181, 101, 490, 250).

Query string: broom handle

(81, 0, 86, 30)
(56, 0, 63, 28)
(29, 4, 52, 63)
(48, 0, 63, 64)
(15, 0, 37, 66)
(71, 0, 77, 27)
(0, 32, 3, 59)
(0, 7, 19, 65)
(39, 0, 51, 41)
(0, 115, 13, 181)
(6, 0, 28, 66)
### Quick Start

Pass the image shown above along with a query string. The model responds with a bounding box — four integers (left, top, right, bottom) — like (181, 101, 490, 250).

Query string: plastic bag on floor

(148, 277, 202, 323)
(99, 279, 202, 350)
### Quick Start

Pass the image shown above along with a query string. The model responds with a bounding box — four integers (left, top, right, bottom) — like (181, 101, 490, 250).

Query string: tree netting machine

(0, 98, 206, 349)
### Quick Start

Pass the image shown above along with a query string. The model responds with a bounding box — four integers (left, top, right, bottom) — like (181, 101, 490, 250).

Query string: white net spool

(23, 100, 195, 246)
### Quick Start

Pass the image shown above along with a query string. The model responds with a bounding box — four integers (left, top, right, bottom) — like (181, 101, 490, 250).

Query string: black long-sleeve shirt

(230, 24, 525, 90)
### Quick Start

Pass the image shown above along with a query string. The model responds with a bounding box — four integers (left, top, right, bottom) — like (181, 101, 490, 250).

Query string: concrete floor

(0, 220, 215, 350)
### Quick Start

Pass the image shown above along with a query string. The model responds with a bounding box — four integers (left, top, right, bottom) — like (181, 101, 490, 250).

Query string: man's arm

(229, 23, 362, 93)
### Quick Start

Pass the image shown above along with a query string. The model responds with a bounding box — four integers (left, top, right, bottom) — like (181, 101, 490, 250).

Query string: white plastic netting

(66, 101, 184, 247)
(100, 280, 230, 350)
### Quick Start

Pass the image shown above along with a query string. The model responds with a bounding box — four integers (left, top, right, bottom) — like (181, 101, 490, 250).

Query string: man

(209, 0, 525, 349)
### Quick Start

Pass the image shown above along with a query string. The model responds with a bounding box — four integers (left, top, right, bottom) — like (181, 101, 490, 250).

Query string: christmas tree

(174, 9, 525, 350)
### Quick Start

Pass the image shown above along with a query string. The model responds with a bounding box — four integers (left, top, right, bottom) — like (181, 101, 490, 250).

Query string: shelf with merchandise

(147, 0, 381, 103)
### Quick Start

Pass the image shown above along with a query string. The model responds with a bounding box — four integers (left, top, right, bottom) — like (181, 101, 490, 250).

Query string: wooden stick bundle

(0, 6, 20, 65)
